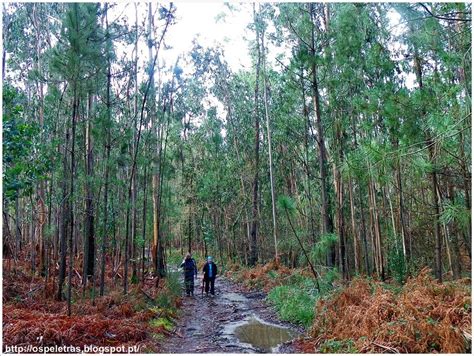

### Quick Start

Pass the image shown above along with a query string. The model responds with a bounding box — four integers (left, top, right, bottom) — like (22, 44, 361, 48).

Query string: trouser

(205, 277, 215, 295)
(184, 276, 194, 295)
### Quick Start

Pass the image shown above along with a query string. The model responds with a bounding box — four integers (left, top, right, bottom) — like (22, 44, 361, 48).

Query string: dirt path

(159, 274, 302, 353)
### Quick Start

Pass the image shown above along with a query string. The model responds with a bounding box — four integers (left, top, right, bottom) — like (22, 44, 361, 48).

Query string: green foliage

(167, 249, 185, 267)
(2, 84, 46, 202)
(319, 268, 341, 294)
(440, 197, 470, 230)
(320, 339, 358, 353)
(267, 267, 339, 328)
(165, 272, 182, 299)
(311, 234, 338, 263)
(154, 272, 181, 310)
(267, 284, 317, 328)
(388, 245, 407, 285)
(202, 219, 215, 246)
(149, 317, 173, 331)
(3, 1, 471, 307)
(277, 195, 296, 213)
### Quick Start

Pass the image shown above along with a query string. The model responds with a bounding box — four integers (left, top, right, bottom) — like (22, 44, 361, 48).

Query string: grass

(226, 260, 340, 329)
(266, 267, 340, 328)
(267, 283, 317, 328)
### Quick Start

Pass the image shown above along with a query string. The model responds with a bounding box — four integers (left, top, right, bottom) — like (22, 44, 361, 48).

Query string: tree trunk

(260, 22, 278, 261)
(250, 3, 261, 266)
(32, 4, 46, 276)
(429, 142, 443, 282)
(83, 93, 95, 286)
(448, 183, 462, 278)
(368, 175, 384, 280)
(67, 85, 79, 316)
(348, 177, 360, 274)
(131, 2, 139, 284)
(308, 3, 334, 266)
(141, 166, 148, 283)
(395, 146, 410, 261)
(57, 118, 69, 301)
(300, 68, 317, 245)
(100, 4, 112, 297)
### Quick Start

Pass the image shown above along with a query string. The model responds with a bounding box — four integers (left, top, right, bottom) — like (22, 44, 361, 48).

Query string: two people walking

(179, 254, 218, 297)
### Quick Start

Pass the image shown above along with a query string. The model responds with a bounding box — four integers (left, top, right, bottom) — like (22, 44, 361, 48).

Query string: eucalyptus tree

(248, 3, 262, 266)
(256, 4, 279, 262)
(274, 3, 337, 267)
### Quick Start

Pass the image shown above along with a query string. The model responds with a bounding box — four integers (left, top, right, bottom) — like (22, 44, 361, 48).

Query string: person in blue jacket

(179, 253, 198, 296)
(202, 256, 218, 296)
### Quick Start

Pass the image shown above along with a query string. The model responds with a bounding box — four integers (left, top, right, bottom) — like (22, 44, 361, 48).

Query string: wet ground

(160, 275, 302, 353)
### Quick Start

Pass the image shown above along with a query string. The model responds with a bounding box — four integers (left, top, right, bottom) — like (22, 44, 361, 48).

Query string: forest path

(159, 275, 301, 353)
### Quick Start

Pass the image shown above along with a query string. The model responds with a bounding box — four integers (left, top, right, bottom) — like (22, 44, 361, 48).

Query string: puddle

(231, 316, 298, 352)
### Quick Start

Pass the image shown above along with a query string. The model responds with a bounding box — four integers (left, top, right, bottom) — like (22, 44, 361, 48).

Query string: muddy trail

(159, 275, 303, 353)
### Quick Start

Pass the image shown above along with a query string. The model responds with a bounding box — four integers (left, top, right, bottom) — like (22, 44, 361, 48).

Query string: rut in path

(159, 275, 301, 353)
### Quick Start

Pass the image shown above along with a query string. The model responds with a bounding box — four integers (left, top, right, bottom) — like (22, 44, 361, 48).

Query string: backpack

(183, 258, 195, 273)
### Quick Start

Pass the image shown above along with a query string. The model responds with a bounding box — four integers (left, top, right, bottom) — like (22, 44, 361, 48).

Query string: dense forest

(2, 2, 472, 353)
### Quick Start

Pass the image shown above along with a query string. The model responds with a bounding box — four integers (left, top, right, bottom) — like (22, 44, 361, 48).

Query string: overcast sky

(169, 2, 253, 71)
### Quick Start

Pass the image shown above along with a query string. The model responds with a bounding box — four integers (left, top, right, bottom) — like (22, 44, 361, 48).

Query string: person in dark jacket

(202, 256, 218, 296)
(179, 253, 198, 296)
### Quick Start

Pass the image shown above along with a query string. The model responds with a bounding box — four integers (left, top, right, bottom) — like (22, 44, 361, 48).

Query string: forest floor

(2, 259, 301, 354)
(2, 259, 182, 353)
(4, 258, 470, 353)
(159, 274, 302, 353)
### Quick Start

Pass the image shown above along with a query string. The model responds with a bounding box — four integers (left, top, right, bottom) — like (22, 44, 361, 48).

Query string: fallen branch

(371, 342, 399, 353)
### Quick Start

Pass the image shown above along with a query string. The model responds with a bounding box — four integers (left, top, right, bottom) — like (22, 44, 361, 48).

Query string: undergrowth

(267, 269, 339, 327)
(2, 261, 183, 353)
(228, 261, 471, 354)
(267, 284, 317, 328)
(227, 259, 339, 327)
(301, 267, 472, 353)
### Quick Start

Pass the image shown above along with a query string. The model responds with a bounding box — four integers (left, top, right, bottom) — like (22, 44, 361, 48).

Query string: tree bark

(67, 84, 79, 316)
(348, 177, 360, 274)
(57, 113, 69, 301)
(32, 3, 46, 276)
(308, 3, 334, 266)
(249, 3, 261, 266)
(260, 21, 278, 262)
(100, 3, 112, 296)
(83, 93, 95, 286)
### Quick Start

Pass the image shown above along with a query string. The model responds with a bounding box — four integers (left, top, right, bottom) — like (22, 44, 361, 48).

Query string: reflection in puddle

(234, 316, 297, 352)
